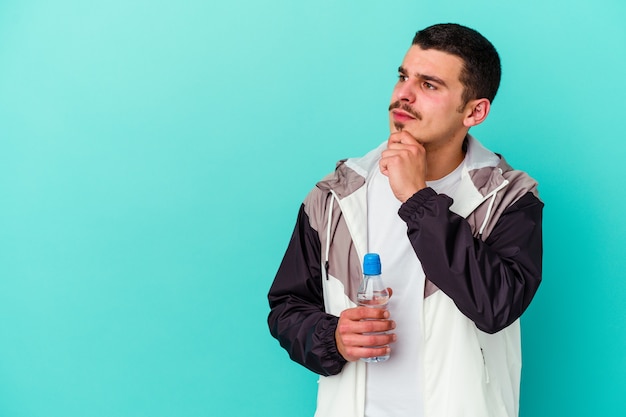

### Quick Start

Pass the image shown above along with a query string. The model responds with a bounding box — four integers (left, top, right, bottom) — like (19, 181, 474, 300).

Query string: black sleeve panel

(267, 204, 348, 376)
(398, 188, 543, 334)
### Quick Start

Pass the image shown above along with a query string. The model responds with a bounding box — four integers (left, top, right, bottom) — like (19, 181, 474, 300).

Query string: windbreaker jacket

(268, 136, 543, 417)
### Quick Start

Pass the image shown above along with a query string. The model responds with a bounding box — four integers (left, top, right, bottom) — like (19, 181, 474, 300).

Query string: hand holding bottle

(335, 254, 396, 362)
(335, 303, 395, 362)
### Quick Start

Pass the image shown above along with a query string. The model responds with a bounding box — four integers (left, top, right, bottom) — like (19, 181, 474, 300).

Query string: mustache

(388, 101, 422, 120)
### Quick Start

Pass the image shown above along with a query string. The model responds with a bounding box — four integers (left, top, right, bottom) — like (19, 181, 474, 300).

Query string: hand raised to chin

(379, 130, 428, 203)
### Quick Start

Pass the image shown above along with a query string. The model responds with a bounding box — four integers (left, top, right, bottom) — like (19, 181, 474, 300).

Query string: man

(268, 23, 543, 417)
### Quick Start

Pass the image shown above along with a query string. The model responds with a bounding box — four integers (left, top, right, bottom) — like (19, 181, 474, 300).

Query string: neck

(423, 135, 467, 181)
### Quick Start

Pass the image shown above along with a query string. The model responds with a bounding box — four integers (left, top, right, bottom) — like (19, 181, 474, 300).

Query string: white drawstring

(478, 180, 509, 236)
(324, 193, 336, 278)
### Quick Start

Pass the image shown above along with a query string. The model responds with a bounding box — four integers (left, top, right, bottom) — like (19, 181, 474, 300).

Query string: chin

(389, 119, 404, 133)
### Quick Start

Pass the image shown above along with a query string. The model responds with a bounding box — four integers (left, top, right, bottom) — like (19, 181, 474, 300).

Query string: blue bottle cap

(363, 253, 381, 275)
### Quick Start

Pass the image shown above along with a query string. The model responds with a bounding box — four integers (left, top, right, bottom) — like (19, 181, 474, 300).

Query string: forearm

(268, 297, 345, 375)
(398, 188, 543, 333)
(267, 204, 347, 375)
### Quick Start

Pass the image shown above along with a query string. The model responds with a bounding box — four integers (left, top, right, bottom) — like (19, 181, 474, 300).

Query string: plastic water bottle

(357, 253, 390, 363)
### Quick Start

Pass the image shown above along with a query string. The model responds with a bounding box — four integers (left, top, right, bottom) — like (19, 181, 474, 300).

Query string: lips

(391, 109, 416, 123)
(389, 101, 421, 121)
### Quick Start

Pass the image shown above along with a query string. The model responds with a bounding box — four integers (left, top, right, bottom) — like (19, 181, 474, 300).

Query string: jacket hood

(317, 135, 508, 205)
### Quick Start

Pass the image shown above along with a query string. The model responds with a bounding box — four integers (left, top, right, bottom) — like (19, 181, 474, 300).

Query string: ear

(463, 98, 491, 128)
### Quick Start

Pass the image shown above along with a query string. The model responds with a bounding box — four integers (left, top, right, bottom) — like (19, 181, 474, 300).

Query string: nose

(394, 80, 416, 103)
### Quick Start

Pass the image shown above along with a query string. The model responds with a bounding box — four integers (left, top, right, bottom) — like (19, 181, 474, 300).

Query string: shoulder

(499, 158, 542, 203)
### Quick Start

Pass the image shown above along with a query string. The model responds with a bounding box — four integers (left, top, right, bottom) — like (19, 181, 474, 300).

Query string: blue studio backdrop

(1, 1, 625, 416)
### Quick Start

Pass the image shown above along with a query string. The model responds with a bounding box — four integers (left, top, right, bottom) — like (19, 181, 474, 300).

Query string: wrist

(401, 183, 427, 203)
(398, 187, 437, 219)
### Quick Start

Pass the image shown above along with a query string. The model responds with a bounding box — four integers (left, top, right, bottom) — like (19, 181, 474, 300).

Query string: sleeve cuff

(316, 316, 348, 375)
(398, 187, 438, 221)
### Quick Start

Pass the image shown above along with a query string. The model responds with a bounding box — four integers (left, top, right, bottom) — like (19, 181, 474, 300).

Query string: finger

(341, 327, 396, 342)
(343, 334, 396, 358)
(379, 157, 388, 176)
(341, 345, 392, 362)
(337, 321, 396, 348)
(340, 306, 390, 321)
(357, 332, 397, 348)
(381, 148, 407, 158)
(389, 130, 418, 144)
(355, 319, 396, 334)
(345, 345, 392, 361)
(385, 145, 420, 161)
(340, 332, 396, 353)
(337, 318, 394, 338)
(388, 135, 406, 148)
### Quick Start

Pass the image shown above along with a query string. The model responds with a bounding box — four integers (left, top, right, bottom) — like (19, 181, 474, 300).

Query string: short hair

(412, 23, 501, 104)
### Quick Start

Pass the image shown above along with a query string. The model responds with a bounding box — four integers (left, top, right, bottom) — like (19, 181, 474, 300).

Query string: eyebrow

(398, 66, 448, 87)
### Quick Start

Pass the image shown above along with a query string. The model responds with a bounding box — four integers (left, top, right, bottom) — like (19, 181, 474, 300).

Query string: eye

(423, 82, 436, 90)
(397, 74, 408, 82)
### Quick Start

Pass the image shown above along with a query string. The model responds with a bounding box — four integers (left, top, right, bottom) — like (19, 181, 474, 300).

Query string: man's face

(389, 46, 470, 148)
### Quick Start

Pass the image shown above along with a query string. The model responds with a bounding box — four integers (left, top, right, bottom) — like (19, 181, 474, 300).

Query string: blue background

(1, 1, 625, 416)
